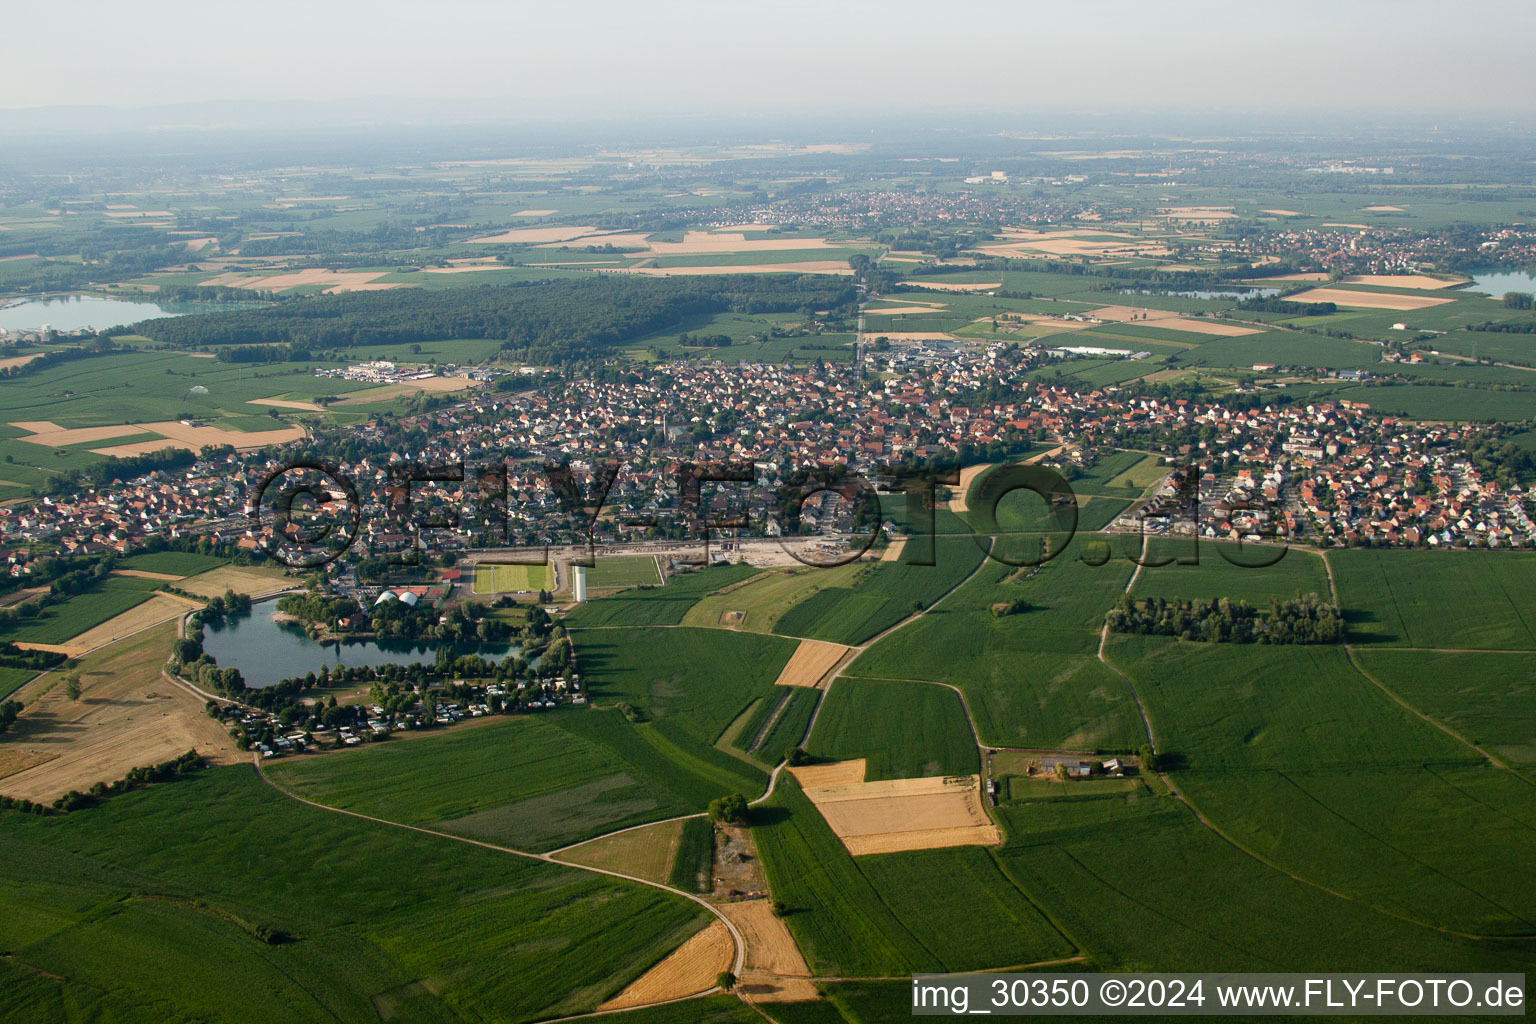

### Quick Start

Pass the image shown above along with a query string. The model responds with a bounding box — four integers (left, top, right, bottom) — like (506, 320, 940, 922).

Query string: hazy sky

(6, 0, 1535, 116)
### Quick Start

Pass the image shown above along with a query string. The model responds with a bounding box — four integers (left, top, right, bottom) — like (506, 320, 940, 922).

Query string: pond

(1466, 269, 1536, 299)
(0, 293, 249, 333)
(201, 599, 515, 689)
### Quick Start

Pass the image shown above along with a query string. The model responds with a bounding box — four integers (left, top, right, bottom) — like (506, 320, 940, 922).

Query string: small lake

(0, 293, 246, 332)
(1466, 269, 1536, 299)
(202, 600, 515, 689)
(1118, 287, 1280, 300)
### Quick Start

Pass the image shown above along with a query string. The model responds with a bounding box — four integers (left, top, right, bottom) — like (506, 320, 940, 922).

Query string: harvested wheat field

(1162, 317, 1262, 337)
(1256, 272, 1330, 282)
(556, 818, 685, 885)
(248, 397, 325, 412)
(0, 623, 239, 803)
(717, 899, 816, 1003)
(513, 209, 558, 217)
(596, 921, 734, 1010)
(111, 568, 184, 581)
(791, 761, 1000, 856)
(787, 758, 867, 788)
(949, 462, 993, 514)
(60, 594, 202, 653)
(1285, 287, 1453, 311)
(624, 261, 853, 277)
(900, 280, 1001, 292)
(864, 304, 951, 315)
(202, 269, 394, 292)
(332, 378, 478, 405)
(1261, 209, 1303, 216)
(867, 330, 958, 342)
(1085, 305, 1181, 323)
(468, 224, 599, 244)
(880, 538, 907, 563)
(88, 421, 305, 458)
(1363, 205, 1404, 212)
(1337, 274, 1458, 290)
(773, 639, 852, 689)
(177, 565, 293, 600)
(11, 422, 145, 447)
(642, 232, 841, 256)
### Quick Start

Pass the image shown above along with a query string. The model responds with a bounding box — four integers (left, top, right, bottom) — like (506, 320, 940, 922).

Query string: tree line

(1106, 594, 1344, 644)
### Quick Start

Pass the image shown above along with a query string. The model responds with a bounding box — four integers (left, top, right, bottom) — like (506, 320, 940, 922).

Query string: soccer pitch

(587, 555, 663, 589)
(472, 562, 554, 595)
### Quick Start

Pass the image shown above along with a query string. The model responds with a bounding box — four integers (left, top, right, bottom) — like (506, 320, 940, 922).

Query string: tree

(708, 793, 749, 824)
(716, 971, 737, 992)
(64, 674, 81, 701)
(1138, 743, 1160, 773)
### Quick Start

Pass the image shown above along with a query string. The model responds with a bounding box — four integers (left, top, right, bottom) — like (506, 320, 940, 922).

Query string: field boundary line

(1099, 544, 1536, 941)
(252, 756, 750, 1014)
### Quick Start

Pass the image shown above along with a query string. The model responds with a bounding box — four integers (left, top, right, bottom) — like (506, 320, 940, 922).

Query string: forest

(123, 275, 858, 363)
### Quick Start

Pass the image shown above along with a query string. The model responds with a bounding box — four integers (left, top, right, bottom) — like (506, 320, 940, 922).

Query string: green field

(0, 665, 37, 700)
(1130, 540, 1332, 604)
(1328, 548, 1536, 648)
(846, 548, 1147, 750)
(752, 686, 822, 764)
(0, 766, 712, 1023)
(751, 778, 1072, 976)
(1103, 635, 1536, 934)
(806, 678, 978, 780)
(267, 714, 713, 851)
(1353, 649, 1536, 768)
(565, 563, 761, 627)
(119, 551, 229, 576)
(472, 561, 553, 595)
(0, 574, 163, 645)
(573, 626, 796, 754)
(681, 563, 867, 633)
(586, 555, 663, 589)
(772, 535, 986, 645)
(668, 816, 715, 894)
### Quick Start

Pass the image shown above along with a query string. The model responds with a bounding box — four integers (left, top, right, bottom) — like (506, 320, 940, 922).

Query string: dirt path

(253, 756, 749, 1014)
(1089, 541, 1534, 941)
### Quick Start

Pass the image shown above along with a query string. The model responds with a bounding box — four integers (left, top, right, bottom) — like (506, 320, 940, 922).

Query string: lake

(1466, 269, 1536, 299)
(0, 293, 246, 332)
(202, 600, 514, 689)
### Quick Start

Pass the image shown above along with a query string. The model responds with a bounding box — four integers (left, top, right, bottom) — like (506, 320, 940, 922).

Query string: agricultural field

(118, 551, 228, 577)
(680, 563, 867, 633)
(1352, 650, 1536, 769)
(1328, 548, 1536, 648)
(268, 703, 767, 852)
(586, 555, 663, 589)
(1102, 635, 1536, 934)
(0, 665, 39, 700)
(1130, 540, 1332, 604)
(565, 563, 761, 627)
(751, 687, 821, 764)
(472, 561, 553, 595)
(0, 574, 163, 646)
(0, 767, 714, 1023)
(771, 535, 986, 645)
(806, 678, 978, 780)
(751, 777, 1071, 977)
(572, 626, 796, 754)
(559, 818, 688, 886)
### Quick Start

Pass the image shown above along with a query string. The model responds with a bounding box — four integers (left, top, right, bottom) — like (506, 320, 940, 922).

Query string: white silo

(573, 564, 588, 603)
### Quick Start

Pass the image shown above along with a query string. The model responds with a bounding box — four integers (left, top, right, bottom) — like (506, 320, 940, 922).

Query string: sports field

(588, 555, 663, 589)
(472, 561, 554, 595)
